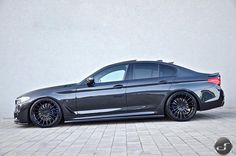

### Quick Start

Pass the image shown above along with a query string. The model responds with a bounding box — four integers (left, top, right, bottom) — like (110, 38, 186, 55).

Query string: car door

(75, 64, 129, 119)
(126, 63, 176, 115)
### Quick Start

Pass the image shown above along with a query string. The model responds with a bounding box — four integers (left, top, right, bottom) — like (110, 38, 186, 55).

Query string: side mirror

(86, 77, 95, 87)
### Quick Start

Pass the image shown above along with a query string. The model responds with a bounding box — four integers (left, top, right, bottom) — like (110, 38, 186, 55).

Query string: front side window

(159, 64, 176, 77)
(133, 63, 159, 80)
(94, 65, 128, 83)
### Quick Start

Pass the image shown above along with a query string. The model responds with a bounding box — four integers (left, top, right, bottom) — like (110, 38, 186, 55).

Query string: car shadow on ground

(16, 108, 236, 128)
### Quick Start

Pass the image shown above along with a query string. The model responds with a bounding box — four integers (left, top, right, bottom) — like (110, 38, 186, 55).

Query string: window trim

(79, 62, 178, 85)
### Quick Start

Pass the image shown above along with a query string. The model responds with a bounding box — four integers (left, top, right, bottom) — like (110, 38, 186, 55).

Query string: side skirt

(64, 112, 164, 123)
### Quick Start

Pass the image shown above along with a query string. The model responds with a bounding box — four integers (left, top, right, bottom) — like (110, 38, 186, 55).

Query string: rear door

(126, 63, 176, 115)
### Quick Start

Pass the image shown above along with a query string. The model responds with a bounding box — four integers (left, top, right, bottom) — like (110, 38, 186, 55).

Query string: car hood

(17, 83, 77, 99)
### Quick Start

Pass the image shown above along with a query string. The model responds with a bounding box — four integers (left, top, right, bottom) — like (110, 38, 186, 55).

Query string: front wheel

(29, 98, 62, 128)
(165, 91, 197, 121)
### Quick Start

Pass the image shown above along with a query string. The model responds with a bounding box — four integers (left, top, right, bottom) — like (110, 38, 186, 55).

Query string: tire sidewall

(165, 91, 197, 121)
(29, 98, 62, 128)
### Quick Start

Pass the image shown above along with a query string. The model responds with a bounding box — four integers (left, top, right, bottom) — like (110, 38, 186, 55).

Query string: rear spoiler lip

(208, 72, 220, 78)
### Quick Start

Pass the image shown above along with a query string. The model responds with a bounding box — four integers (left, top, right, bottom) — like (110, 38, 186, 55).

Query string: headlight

(16, 96, 30, 105)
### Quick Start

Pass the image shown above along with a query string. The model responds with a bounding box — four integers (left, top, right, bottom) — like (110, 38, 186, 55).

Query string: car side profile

(14, 60, 224, 128)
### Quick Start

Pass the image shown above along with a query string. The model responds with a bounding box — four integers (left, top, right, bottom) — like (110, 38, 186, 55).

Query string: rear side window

(159, 64, 176, 77)
(133, 63, 159, 79)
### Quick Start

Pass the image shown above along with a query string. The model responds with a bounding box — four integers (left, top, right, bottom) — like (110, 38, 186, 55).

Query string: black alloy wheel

(30, 98, 62, 128)
(165, 91, 197, 121)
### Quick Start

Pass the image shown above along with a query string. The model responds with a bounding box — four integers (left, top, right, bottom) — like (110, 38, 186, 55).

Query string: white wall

(0, 0, 236, 118)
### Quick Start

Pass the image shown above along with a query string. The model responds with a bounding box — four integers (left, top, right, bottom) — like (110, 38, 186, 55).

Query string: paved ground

(0, 107, 236, 156)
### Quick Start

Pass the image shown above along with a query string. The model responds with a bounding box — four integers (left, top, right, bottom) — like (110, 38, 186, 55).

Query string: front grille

(15, 104, 21, 113)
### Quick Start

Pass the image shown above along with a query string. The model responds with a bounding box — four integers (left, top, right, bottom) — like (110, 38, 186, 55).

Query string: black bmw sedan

(14, 60, 224, 127)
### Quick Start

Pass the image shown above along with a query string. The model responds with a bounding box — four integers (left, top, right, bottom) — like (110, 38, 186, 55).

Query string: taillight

(208, 76, 221, 86)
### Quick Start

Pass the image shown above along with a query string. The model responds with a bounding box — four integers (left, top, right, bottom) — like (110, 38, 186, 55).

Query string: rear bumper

(199, 89, 224, 111)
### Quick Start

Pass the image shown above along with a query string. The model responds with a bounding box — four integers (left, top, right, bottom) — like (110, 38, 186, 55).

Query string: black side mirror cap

(86, 77, 95, 87)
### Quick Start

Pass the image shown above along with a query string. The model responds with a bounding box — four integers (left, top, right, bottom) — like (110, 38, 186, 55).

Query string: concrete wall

(0, 0, 236, 117)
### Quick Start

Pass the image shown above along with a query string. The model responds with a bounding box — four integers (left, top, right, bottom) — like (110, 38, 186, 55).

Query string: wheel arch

(28, 96, 64, 123)
(164, 89, 201, 114)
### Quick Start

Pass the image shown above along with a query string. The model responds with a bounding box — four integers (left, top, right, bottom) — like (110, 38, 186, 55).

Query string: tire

(165, 91, 197, 121)
(29, 98, 62, 128)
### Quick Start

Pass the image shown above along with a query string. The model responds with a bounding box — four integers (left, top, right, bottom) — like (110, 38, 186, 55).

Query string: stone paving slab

(0, 107, 236, 156)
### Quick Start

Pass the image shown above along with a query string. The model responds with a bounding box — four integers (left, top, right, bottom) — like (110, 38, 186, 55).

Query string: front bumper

(14, 102, 31, 124)
(199, 89, 224, 111)
(14, 117, 28, 125)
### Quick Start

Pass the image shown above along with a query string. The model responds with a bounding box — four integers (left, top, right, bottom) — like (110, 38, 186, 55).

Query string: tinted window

(94, 65, 128, 83)
(159, 64, 176, 77)
(133, 63, 159, 80)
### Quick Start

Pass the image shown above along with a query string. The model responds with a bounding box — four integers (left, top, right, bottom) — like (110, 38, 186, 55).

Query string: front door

(75, 64, 129, 119)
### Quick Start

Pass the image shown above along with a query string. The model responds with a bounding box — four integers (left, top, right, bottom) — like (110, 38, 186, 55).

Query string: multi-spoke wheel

(29, 98, 62, 128)
(165, 92, 197, 121)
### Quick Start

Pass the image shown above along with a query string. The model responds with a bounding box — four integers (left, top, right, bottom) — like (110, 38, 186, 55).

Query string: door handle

(113, 84, 124, 89)
(159, 80, 168, 84)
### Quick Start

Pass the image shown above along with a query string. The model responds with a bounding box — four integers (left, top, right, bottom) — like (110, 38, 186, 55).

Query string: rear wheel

(165, 91, 197, 121)
(29, 98, 62, 128)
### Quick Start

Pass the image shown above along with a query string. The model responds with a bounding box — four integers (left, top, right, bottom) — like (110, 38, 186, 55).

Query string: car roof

(113, 60, 175, 66)
(110, 60, 200, 78)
